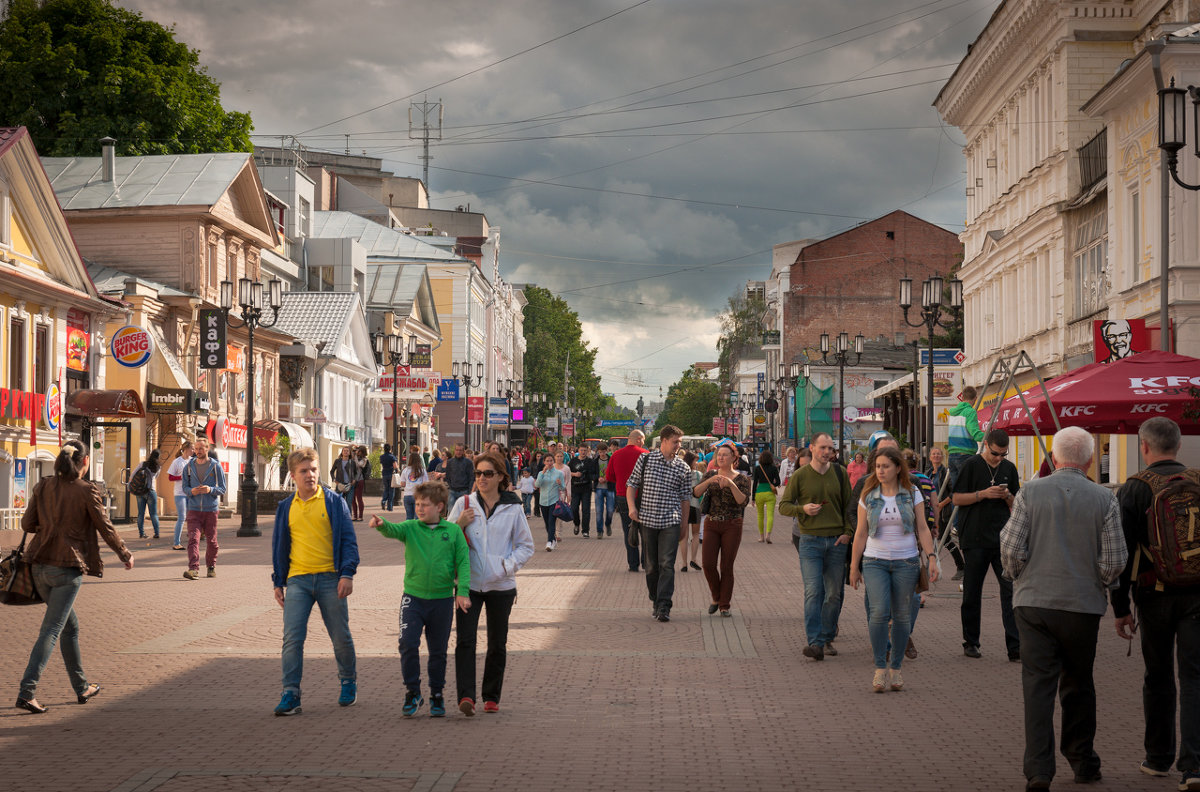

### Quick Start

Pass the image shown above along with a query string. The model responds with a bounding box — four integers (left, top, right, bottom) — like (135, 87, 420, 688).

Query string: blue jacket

(862, 485, 916, 537)
(182, 457, 226, 512)
(271, 486, 360, 588)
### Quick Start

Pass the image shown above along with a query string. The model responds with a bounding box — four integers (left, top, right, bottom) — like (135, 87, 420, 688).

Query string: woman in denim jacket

(849, 446, 939, 693)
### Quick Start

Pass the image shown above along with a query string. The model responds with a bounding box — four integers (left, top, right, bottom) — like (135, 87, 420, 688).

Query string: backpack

(128, 465, 150, 497)
(1132, 468, 1200, 589)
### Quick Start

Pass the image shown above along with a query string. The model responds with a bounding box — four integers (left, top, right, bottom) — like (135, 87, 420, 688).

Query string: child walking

(370, 480, 470, 717)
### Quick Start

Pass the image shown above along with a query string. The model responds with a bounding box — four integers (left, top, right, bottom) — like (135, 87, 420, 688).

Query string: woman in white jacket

(448, 450, 535, 716)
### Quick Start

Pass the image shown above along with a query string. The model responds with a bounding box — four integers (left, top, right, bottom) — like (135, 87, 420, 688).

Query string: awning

(65, 389, 145, 417)
(256, 419, 315, 450)
(867, 374, 915, 401)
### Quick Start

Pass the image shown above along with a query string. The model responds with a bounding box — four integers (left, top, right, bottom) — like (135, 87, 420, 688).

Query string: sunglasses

(474, 469, 498, 478)
(988, 447, 1009, 457)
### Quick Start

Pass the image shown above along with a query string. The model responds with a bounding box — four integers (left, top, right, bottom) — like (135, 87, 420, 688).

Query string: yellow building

(0, 128, 122, 524)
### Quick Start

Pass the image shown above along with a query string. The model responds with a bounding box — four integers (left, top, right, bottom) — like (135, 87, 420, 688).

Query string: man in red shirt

(606, 429, 648, 571)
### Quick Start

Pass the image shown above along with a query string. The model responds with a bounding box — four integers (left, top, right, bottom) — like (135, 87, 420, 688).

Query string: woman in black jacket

(752, 451, 781, 543)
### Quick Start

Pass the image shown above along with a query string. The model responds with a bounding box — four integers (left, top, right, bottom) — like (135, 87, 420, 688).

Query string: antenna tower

(409, 97, 443, 193)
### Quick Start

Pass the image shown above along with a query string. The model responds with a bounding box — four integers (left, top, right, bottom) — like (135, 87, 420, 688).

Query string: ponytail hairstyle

(55, 440, 87, 481)
(146, 449, 162, 474)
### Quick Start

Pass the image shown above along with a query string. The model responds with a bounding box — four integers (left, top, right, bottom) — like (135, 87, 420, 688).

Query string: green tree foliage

(0, 0, 253, 156)
(716, 289, 767, 389)
(522, 285, 601, 415)
(655, 367, 722, 435)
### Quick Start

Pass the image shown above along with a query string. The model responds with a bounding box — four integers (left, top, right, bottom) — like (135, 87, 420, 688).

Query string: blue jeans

(521, 492, 534, 515)
(136, 493, 160, 537)
(173, 495, 188, 545)
(449, 490, 470, 511)
(398, 594, 454, 695)
(947, 452, 972, 529)
(403, 495, 417, 521)
(793, 534, 848, 648)
(862, 556, 921, 669)
(381, 476, 396, 511)
(642, 523, 681, 614)
(595, 487, 614, 531)
(281, 572, 356, 694)
(340, 488, 354, 516)
(19, 564, 86, 700)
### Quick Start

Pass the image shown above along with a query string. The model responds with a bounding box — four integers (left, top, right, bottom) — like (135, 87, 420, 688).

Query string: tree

(0, 0, 253, 156)
(655, 367, 722, 435)
(522, 285, 602, 417)
(716, 289, 767, 389)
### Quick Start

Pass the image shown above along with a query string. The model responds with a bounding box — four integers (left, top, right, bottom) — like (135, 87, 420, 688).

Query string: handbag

(915, 559, 930, 594)
(1, 534, 43, 606)
(551, 498, 573, 523)
(391, 472, 403, 488)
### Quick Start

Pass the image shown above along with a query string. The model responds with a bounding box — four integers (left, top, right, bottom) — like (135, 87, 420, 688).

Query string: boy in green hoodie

(370, 480, 470, 718)
(947, 385, 986, 486)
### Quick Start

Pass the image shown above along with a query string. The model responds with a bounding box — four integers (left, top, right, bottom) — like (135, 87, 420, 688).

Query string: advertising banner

(1093, 318, 1149, 363)
(436, 380, 460, 401)
(467, 396, 485, 425)
(410, 344, 432, 369)
(110, 325, 153, 369)
(712, 416, 726, 434)
(146, 384, 192, 413)
(488, 397, 508, 427)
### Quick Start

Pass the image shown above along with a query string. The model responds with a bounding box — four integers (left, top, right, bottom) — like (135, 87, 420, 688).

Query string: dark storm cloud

(120, 0, 998, 404)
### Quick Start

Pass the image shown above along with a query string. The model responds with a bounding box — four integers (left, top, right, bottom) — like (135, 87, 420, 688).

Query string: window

(1130, 191, 1140, 285)
(1072, 203, 1108, 319)
(9, 317, 24, 390)
(34, 323, 49, 393)
(298, 197, 310, 239)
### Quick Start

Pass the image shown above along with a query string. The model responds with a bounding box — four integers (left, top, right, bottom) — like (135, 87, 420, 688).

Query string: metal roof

(311, 211, 465, 261)
(40, 152, 251, 209)
(274, 291, 361, 353)
(86, 262, 193, 298)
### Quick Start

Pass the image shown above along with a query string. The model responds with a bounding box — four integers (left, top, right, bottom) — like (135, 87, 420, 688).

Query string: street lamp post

(374, 331, 416, 454)
(819, 332, 865, 462)
(452, 361, 484, 449)
(503, 378, 523, 445)
(219, 275, 282, 537)
(1156, 75, 1200, 349)
(775, 362, 809, 450)
(899, 275, 964, 458)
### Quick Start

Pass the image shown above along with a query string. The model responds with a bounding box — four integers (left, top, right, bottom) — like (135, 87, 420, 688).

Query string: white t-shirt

(518, 475, 536, 494)
(399, 466, 428, 496)
(859, 486, 924, 561)
(167, 456, 187, 498)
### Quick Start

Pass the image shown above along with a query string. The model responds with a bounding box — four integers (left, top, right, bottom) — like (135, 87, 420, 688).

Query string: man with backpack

(1114, 417, 1200, 789)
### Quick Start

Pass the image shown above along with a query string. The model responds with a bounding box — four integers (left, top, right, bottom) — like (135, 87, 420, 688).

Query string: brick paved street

(0, 508, 1173, 792)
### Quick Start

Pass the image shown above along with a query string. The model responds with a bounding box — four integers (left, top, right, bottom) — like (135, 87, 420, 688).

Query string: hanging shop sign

(436, 380, 460, 401)
(467, 396, 485, 425)
(305, 407, 328, 424)
(43, 384, 61, 431)
(410, 344, 432, 369)
(146, 384, 193, 414)
(66, 327, 89, 372)
(199, 309, 227, 369)
(110, 325, 153, 368)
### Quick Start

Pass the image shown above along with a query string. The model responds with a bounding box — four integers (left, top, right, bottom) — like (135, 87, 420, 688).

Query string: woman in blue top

(849, 446, 939, 693)
(534, 453, 567, 552)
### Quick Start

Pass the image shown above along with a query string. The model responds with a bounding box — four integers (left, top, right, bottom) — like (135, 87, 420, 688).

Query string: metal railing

(1078, 131, 1107, 192)
(0, 507, 24, 531)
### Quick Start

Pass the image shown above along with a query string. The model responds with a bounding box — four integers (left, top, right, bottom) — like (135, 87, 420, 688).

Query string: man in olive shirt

(779, 432, 853, 661)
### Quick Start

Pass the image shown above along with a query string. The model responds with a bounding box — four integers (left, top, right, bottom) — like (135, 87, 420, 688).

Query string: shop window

(9, 316, 24, 390)
(34, 323, 49, 393)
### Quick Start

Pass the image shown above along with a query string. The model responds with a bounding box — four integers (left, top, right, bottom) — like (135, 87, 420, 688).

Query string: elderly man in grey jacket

(1000, 426, 1128, 791)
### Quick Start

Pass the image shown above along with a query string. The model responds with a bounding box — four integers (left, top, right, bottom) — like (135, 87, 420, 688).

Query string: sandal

(77, 683, 101, 704)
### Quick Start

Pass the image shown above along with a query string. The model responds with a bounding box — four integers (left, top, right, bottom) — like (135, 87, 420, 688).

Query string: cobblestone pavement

(0, 506, 1176, 792)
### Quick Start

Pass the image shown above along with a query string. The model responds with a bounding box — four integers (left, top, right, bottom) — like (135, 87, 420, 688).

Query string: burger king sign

(110, 325, 153, 368)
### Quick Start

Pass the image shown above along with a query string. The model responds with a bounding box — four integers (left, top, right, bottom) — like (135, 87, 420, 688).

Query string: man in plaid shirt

(999, 426, 1127, 790)
(627, 425, 693, 622)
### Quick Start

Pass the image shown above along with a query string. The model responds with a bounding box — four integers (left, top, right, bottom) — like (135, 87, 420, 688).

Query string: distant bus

(651, 434, 715, 455)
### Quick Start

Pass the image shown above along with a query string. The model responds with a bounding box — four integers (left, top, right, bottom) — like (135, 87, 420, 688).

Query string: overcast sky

(122, 0, 999, 409)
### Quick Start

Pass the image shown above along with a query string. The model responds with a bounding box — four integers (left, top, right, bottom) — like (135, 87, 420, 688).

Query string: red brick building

(783, 210, 963, 364)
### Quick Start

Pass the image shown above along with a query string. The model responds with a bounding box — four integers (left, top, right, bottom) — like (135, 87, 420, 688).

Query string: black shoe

(964, 645, 982, 659)
(15, 698, 47, 714)
(573, 524, 580, 535)
(708, 603, 719, 614)
(690, 561, 701, 570)
(656, 612, 670, 622)
(1009, 651, 1021, 663)
(606, 526, 612, 536)
(1026, 777, 1051, 791)
(1073, 769, 1101, 784)
(802, 644, 825, 661)
(680, 565, 688, 572)
(77, 683, 100, 704)
(582, 532, 590, 538)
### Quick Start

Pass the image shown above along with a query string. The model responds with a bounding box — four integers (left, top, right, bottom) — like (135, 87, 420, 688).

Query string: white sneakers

(545, 540, 556, 552)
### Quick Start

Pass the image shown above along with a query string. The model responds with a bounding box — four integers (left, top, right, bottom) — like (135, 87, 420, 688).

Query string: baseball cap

(867, 430, 895, 453)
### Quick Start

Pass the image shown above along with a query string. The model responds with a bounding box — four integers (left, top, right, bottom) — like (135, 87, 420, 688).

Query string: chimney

(100, 136, 116, 182)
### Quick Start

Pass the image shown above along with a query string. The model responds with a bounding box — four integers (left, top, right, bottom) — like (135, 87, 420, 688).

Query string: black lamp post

(1157, 77, 1200, 350)
(899, 275, 963, 458)
(452, 360, 484, 449)
(374, 330, 416, 455)
(775, 362, 810, 449)
(220, 275, 282, 537)
(819, 331, 865, 462)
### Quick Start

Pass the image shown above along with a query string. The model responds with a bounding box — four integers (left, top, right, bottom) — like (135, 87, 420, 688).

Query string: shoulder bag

(1, 533, 43, 606)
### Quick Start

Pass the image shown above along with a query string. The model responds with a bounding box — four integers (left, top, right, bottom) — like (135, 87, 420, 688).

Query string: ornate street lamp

(1157, 73, 1200, 349)
(820, 331, 865, 462)
(775, 362, 810, 449)
(452, 360, 485, 449)
(220, 275, 282, 537)
(899, 275, 963, 457)
(374, 330, 416, 455)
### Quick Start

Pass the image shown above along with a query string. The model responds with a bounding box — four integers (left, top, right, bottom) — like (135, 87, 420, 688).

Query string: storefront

(64, 388, 145, 523)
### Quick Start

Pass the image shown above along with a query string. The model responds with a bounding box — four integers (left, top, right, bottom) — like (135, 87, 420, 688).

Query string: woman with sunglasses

(449, 451, 534, 715)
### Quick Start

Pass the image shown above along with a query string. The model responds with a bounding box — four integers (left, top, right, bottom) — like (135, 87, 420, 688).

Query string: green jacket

(778, 463, 853, 538)
(947, 401, 985, 455)
(375, 517, 470, 599)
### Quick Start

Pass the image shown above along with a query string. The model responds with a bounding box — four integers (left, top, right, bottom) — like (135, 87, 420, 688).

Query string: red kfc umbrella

(979, 350, 1200, 435)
